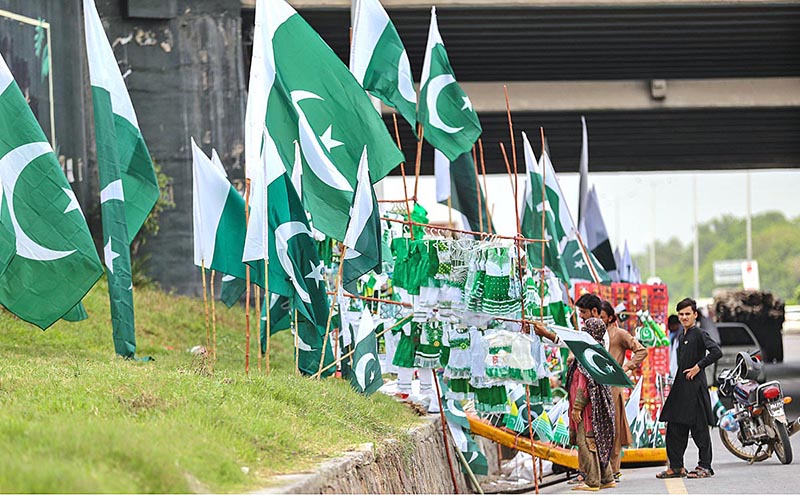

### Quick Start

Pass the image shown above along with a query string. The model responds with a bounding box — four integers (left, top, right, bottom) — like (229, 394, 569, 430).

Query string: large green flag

(342, 147, 382, 294)
(350, 0, 416, 131)
(418, 7, 481, 161)
(192, 140, 264, 289)
(350, 308, 383, 395)
(243, 0, 403, 254)
(538, 149, 610, 284)
(520, 132, 570, 284)
(84, 0, 159, 357)
(551, 325, 633, 387)
(0, 52, 103, 329)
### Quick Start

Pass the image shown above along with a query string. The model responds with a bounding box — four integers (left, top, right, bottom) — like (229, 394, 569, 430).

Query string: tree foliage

(633, 211, 800, 304)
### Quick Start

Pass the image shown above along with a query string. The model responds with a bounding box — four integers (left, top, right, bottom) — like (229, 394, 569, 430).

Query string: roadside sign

(713, 259, 746, 285)
(741, 260, 760, 290)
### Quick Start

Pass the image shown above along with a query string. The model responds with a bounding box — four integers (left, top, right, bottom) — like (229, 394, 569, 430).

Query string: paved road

(535, 334, 800, 494)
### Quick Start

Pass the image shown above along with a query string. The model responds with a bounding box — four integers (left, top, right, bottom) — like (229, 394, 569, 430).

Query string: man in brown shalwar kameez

(600, 301, 648, 481)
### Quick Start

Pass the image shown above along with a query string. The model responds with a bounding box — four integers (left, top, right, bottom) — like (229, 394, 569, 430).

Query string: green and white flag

(538, 149, 609, 284)
(84, 0, 159, 357)
(418, 7, 481, 161)
(553, 416, 570, 446)
(551, 325, 633, 387)
(243, 0, 403, 257)
(532, 410, 554, 442)
(439, 377, 489, 475)
(434, 149, 493, 234)
(0, 51, 103, 329)
(264, 145, 330, 333)
(625, 377, 643, 426)
(520, 132, 570, 284)
(191, 139, 263, 288)
(350, 0, 416, 131)
(342, 147, 382, 294)
(350, 308, 383, 395)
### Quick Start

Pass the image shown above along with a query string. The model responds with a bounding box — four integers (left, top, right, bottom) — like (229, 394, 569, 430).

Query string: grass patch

(0, 279, 419, 493)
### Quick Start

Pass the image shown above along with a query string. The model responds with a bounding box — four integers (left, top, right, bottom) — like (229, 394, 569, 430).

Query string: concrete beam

(376, 78, 800, 114)
(243, 0, 797, 8)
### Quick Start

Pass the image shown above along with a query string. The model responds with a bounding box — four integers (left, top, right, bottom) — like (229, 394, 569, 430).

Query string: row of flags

(0, 0, 160, 360)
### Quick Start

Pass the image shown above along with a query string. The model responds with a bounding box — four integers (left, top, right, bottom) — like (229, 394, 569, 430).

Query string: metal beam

(243, 0, 796, 7)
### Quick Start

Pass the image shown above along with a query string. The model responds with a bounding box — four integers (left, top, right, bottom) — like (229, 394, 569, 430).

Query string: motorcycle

(717, 351, 795, 464)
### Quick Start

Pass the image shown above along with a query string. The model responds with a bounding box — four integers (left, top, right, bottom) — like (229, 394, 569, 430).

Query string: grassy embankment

(0, 279, 419, 492)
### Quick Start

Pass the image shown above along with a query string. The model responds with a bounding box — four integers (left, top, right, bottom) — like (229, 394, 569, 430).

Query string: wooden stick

(413, 123, 425, 201)
(294, 308, 300, 375)
(472, 144, 483, 233)
(525, 384, 539, 494)
(265, 262, 271, 376)
(432, 373, 460, 494)
(504, 85, 520, 202)
(381, 216, 545, 245)
(328, 291, 413, 308)
(392, 113, 415, 240)
(201, 261, 211, 359)
(499, 143, 521, 237)
(211, 269, 217, 366)
(255, 284, 261, 372)
(244, 179, 252, 375)
(316, 244, 346, 378)
(447, 196, 454, 228)
(478, 138, 493, 230)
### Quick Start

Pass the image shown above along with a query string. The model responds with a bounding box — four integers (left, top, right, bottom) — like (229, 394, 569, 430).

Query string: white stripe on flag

(100, 180, 125, 203)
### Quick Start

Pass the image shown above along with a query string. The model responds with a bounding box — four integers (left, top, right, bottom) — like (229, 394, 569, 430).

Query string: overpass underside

(244, 0, 800, 173)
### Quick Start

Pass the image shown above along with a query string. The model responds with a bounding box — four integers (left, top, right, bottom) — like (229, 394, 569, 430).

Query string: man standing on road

(600, 301, 648, 481)
(657, 298, 722, 480)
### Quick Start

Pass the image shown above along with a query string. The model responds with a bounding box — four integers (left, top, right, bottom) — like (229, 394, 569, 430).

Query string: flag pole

(316, 244, 346, 378)
(478, 138, 493, 230)
(254, 283, 261, 372)
(432, 372, 460, 494)
(472, 144, 483, 233)
(265, 261, 271, 376)
(201, 261, 211, 362)
(294, 308, 300, 375)
(244, 179, 252, 375)
(211, 269, 217, 366)
(413, 123, 425, 202)
(392, 114, 415, 240)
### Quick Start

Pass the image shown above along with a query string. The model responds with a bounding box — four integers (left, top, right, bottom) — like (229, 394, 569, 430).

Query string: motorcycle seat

(733, 381, 759, 404)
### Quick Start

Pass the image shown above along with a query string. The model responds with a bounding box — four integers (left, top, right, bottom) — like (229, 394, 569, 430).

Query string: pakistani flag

(434, 149, 493, 234)
(551, 325, 633, 387)
(625, 377, 643, 426)
(439, 377, 489, 475)
(418, 7, 481, 161)
(520, 132, 569, 283)
(620, 241, 634, 283)
(350, 308, 383, 395)
(579, 185, 617, 275)
(342, 147, 382, 295)
(243, 0, 403, 257)
(538, 149, 609, 284)
(191, 139, 263, 288)
(84, 0, 159, 357)
(0, 52, 103, 329)
(350, 0, 416, 131)
(578, 116, 589, 224)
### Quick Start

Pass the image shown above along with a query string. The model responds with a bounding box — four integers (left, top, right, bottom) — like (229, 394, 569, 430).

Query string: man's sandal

(687, 467, 714, 479)
(656, 468, 686, 479)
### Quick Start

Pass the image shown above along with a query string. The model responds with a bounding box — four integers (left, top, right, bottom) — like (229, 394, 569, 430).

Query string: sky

(380, 168, 800, 256)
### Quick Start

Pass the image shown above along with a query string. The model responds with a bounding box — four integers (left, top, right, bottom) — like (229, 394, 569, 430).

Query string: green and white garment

(482, 246, 520, 316)
(391, 319, 418, 369)
(414, 319, 443, 368)
(484, 330, 537, 384)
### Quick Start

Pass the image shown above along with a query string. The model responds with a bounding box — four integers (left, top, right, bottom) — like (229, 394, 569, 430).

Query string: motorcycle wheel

(719, 427, 772, 462)
(772, 421, 793, 465)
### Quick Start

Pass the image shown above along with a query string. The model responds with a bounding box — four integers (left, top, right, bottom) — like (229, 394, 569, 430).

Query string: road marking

(664, 478, 688, 494)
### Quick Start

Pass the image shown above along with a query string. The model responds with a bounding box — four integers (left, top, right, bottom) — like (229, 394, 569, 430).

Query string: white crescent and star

(290, 90, 353, 193)
(583, 348, 616, 378)
(355, 354, 376, 390)
(0, 142, 77, 261)
(274, 221, 314, 304)
(426, 74, 464, 134)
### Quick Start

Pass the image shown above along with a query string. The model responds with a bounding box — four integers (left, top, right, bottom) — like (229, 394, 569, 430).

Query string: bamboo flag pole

(413, 123, 425, 201)
(316, 244, 347, 378)
(294, 308, 300, 375)
(244, 179, 252, 375)
(471, 144, 483, 233)
(201, 261, 211, 357)
(210, 269, 217, 365)
(477, 138, 493, 230)
(392, 114, 415, 239)
(254, 284, 261, 372)
(432, 372, 460, 494)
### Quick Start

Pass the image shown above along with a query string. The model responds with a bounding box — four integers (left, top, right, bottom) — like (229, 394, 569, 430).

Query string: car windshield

(719, 325, 757, 346)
